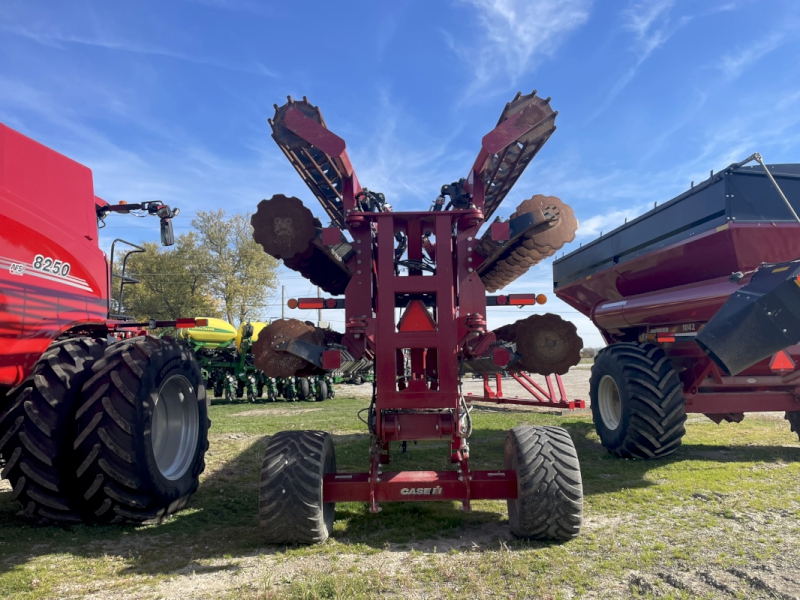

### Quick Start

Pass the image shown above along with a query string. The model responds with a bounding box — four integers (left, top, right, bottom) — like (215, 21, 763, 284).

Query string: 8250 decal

(33, 254, 71, 277)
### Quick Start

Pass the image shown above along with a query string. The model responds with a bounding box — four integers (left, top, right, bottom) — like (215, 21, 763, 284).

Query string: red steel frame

(472, 372, 586, 410)
(324, 209, 518, 510)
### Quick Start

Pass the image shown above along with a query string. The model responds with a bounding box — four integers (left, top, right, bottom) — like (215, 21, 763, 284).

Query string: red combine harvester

(0, 124, 209, 523)
(250, 93, 586, 544)
(553, 155, 800, 459)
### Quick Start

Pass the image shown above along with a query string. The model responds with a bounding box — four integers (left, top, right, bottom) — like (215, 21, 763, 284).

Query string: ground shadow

(1, 417, 799, 580)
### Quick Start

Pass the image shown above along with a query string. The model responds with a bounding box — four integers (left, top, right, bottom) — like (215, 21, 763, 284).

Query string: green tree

(192, 210, 279, 325)
(118, 232, 222, 321)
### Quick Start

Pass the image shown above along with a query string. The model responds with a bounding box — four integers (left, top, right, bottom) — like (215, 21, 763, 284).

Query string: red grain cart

(553, 158, 800, 458)
(0, 124, 209, 523)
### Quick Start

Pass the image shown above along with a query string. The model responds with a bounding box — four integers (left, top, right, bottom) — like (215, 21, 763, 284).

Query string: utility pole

(317, 285, 322, 327)
(281, 286, 286, 320)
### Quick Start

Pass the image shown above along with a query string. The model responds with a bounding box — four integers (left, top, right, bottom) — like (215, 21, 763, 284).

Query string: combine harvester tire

(259, 430, 336, 544)
(74, 336, 209, 524)
(505, 425, 583, 540)
(0, 338, 106, 523)
(590, 343, 686, 459)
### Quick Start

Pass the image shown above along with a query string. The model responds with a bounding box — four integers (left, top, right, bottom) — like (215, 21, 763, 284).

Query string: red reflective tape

(508, 294, 536, 306)
(175, 318, 196, 328)
(298, 298, 324, 309)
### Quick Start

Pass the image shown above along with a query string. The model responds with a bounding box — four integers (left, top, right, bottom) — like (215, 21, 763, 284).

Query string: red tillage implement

(553, 155, 800, 459)
(253, 94, 584, 544)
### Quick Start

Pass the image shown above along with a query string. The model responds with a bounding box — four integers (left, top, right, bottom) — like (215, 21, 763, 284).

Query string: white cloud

(453, 0, 592, 97)
(0, 24, 276, 77)
(718, 32, 787, 80)
(348, 91, 471, 209)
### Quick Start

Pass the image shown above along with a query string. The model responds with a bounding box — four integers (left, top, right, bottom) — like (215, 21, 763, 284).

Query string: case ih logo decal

(400, 486, 443, 496)
(1, 255, 92, 292)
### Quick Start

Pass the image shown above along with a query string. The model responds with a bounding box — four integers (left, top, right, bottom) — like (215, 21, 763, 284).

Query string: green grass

(1, 398, 799, 599)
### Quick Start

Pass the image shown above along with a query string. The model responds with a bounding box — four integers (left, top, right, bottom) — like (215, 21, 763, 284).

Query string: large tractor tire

(786, 411, 800, 441)
(505, 425, 583, 540)
(73, 336, 209, 524)
(0, 338, 106, 522)
(590, 342, 686, 459)
(259, 430, 336, 544)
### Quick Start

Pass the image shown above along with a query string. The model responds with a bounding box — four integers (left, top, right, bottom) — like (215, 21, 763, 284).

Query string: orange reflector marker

(397, 300, 437, 332)
(194, 318, 209, 327)
(287, 298, 298, 309)
(769, 350, 795, 372)
(496, 295, 508, 306)
(536, 294, 547, 305)
(298, 298, 324, 310)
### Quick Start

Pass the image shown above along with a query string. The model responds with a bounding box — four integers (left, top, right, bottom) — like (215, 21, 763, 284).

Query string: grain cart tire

(259, 430, 336, 544)
(0, 338, 106, 523)
(590, 342, 686, 459)
(786, 411, 800, 441)
(315, 381, 328, 402)
(297, 378, 311, 400)
(505, 425, 582, 540)
(74, 336, 209, 524)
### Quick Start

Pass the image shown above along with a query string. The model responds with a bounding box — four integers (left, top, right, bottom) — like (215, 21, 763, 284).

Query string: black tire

(352, 376, 363, 386)
(73, 336, 209, 524)
(0, 338, 106, 523)
(259, 430, 336, 544)
(786, 411, 800, 441)
(297, 378, 311, 401)
(590, 342, 686, 459)
(315, 381, 328, 402)
(505, 425, 583, 540)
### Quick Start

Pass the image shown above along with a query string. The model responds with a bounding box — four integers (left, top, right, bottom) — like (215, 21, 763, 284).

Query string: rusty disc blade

(252, 195, 317, 260)
(252, 319, 325, 378)
(515, 195, 577, 251)
(514, 313, 583, 376)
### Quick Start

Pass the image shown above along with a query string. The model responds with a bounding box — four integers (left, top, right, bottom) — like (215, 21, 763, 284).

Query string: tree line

(116, 210, 279, 327)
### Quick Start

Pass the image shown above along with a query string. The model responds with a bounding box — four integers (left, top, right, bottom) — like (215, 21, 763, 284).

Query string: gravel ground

(336, 365, 593, 409)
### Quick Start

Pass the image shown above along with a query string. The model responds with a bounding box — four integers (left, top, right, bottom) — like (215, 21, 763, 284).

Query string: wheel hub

(151, 374, 199, 481)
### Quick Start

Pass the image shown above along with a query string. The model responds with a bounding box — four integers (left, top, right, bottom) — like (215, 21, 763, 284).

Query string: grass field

(1, 394, 799, 599)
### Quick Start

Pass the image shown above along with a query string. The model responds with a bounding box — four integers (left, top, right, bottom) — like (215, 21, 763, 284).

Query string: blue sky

(2, 0, 800, 346)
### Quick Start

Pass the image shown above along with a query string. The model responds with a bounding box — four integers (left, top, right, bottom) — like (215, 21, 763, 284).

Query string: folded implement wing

(269, 96, 356, 228)
(474, 91, 557, 222)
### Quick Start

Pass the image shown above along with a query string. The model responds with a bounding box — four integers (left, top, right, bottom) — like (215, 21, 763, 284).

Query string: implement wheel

(0, 338, 105, 522)
(315, 380, 328, 402)
(259, 430, 336, 544)
(590, 342, 686, 459)
(505, 425, 583, 540)
(297, 378, 311, 401)
(74, 336, 209, 524)
(786, 412, 800, 441)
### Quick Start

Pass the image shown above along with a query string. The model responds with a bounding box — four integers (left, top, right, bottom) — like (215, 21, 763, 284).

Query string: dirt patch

(229, 408, 322, 417)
